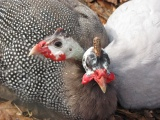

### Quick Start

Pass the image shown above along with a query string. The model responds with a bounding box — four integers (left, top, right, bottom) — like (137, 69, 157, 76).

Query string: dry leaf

(0, 101, 32, 120)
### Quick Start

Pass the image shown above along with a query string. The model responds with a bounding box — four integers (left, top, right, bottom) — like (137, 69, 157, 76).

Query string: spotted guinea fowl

(29, 28, 117, 119)
(33, 0, 160, 110)
(0, 0, 117, 119)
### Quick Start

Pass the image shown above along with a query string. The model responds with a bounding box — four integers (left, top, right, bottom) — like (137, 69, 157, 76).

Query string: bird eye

(54, 41, 62, 48)
(102, 51, 110, 64)
(86, 53, 97, 69)
(69, 48, 72, 51)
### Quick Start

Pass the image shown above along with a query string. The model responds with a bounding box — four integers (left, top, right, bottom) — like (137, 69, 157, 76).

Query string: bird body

(28, 28, 117, 120)
(25, 0, 160, 116)
(0, 0, 115, 119)
(105, 0, 160, 109)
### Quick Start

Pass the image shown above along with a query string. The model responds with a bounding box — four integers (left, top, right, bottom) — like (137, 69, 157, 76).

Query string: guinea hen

(29, 28, 85, 61)
(0, 0, 116, 119)
(104, 0, 160, 109)
(33, 0, 160, 110)
(29, 28, 117, 119)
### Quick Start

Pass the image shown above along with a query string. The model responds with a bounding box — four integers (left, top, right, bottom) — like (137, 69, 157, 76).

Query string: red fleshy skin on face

(38, 41, 46, 47)
(82, 69, 115, 85)
(57, 54, 66, 61)
(37, 40, 66, 61)
(107, 72, 115, 83)
(82, 73, 95, 84)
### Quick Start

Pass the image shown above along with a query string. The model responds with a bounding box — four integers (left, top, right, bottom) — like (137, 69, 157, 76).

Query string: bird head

(29, 31, 115, 93)
(29, 28, 84, 61)
(82, 37, 115, 93)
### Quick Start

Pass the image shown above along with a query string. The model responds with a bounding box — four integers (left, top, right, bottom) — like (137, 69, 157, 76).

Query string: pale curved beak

(28, 45, 39, 56)
(95, 76, 107, 93)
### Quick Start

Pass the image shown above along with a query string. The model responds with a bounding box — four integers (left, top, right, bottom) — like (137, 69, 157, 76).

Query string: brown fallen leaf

(116, 108, 142, 119)
(84, 0, 115, 24)
(97, 0, 128, 5)
(0, 101, 33, 120)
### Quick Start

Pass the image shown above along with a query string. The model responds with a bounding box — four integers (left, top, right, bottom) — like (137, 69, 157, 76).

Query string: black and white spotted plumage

(0, 0, 109, 119)
(82, 47, 110, 76)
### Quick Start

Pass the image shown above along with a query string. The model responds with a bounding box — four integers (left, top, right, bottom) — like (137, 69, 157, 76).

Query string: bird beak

(82, 69, 108, 93)
(94, 75, 107, 93)
(28, 41, 66, 61)
(28, 45, 39, 56)
(93, 37, 107, 93)
(28, 40, 47, 56)
(82, 68, 115, 93)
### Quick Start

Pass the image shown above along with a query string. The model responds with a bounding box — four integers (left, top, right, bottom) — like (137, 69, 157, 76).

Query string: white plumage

(104, 0, 160, 109)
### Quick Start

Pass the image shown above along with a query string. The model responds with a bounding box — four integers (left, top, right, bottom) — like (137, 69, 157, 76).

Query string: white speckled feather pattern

(0, 0, 109, 119)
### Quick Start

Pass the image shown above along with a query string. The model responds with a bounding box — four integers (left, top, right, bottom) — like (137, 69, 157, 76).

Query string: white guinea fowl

(104, 0, 160, 109)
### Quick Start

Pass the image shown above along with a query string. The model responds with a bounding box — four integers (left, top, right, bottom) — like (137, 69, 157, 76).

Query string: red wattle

(106, 72, 115, 83)
(82, 69, 115, 85)
(57, 54, 66, 61)
(94, 69, 107, 79)
(82, 73, 94, 84)
(37, 40, 66, 61)
(43, 51, 66, 61)
(38, 40, 46, 47)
